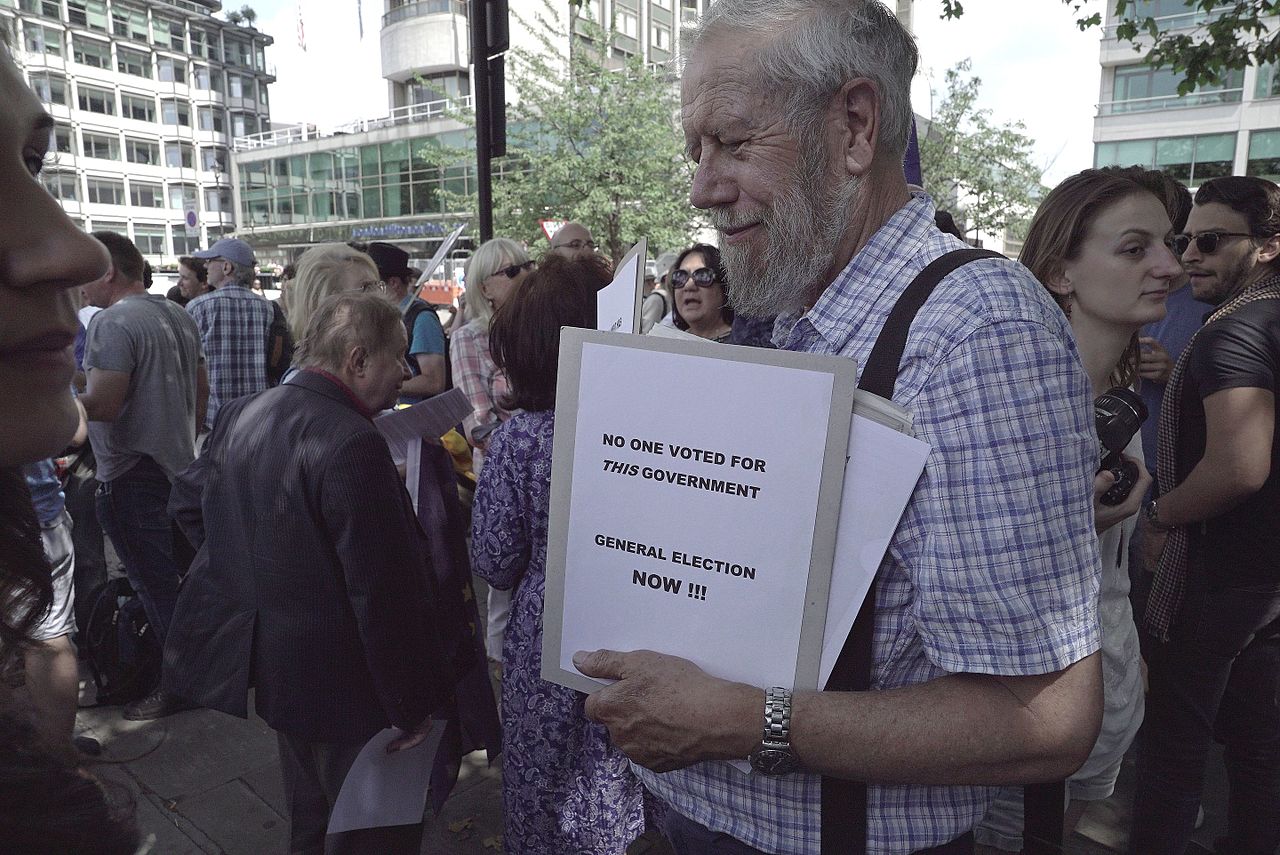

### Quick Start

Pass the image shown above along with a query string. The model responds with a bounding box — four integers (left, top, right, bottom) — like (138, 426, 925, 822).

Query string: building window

(42, 171, 78, 202)
(81, 131, 119, 160)
(23, 24, 63, 57)
(197, 107, 224, 133)
(51, 124, 72, 154)
(231, 112, 258, 137)
(204, 186, 231, 212)
(111, 6, 149, 41)
(652, 0, 672, 9)
(190, 28, 215, 60)
(200, 147, 228, 173)
(1095, 132, 1236, 185)
(171, 224, 200, 255)
(86, 177, 125, 205)
(77, 84, 115, 115)
(193, 65, 211, 90)
(160, 99, 190, 126)
(125, 137, 159, 165)
(92, 219, 127, 235)
(228, 73, 246, 99)
(1105, 63, 1242, 114)
(68, 0, 108, 31)
(224, 38, 251, 68)
(157, 57, 186, 84)
(133, 224, 166, 256)
(121, 92, 156, 122)
(167, 183, 197, 210)
(1247, 130, 1280, 180)
(652, 23, 670, 49)
(71, 36, 111, 68)
(117, 46, 151, 78)
(129, 181, 164, 208)
(20, 0, 62, 19)
(616, 10, 639, 37)
(29, 72, 66, 105)
(164, 141, 194, 168)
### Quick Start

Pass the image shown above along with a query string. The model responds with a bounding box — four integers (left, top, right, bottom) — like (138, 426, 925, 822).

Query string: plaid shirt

(187, 284, 276, 425)
(634, 193, 1102, 854)
(449, 319, 511, 443)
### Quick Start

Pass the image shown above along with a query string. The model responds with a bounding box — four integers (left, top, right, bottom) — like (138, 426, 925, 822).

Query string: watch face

(750, 748, 799, 776)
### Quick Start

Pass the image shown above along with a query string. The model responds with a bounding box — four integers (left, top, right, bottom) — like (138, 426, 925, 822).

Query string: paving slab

(175, 777, 287, 855)
(93, 764, 212, 855)
(122, 707, 280, 800)
(241, 760, 289, 818)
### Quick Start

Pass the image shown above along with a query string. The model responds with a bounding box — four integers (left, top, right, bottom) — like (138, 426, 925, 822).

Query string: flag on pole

(296, 1, 306, 51)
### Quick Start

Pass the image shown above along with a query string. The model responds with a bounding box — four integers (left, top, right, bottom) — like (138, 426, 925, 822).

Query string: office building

(1093, 0, 1280, 185)
(1, 0, 274, 264)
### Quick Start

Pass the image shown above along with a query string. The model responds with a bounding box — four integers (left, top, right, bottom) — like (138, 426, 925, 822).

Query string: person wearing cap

(188, 237, 278, 426)
(367, 242, 447, 404)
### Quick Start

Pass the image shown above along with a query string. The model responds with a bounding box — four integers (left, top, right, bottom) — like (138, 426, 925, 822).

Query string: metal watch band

(762, 686, 792, 746)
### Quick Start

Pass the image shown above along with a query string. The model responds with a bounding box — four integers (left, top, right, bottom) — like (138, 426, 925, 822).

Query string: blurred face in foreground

(0, 49, 110, 465)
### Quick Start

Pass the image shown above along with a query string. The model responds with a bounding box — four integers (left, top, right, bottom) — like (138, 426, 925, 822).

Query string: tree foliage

(941, 0, 1280, 95)
(918, 60, 1044, 239)
(428, 0, 698, 262)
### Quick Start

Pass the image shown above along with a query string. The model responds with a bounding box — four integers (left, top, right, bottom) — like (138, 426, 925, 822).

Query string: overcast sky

(251, 0, 1103, 186)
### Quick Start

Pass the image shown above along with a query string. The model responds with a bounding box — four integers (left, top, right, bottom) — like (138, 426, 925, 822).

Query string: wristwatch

(1144, 498, 1173, 532)
(749, 687, 800, 775)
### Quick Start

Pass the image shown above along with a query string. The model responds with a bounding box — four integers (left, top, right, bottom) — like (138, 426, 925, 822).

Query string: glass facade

(1247, 130, 1280, 180)
(1105, 63, 1243, 114)
(1095, 132, 1236, 185)
(238, 132, 478, 227)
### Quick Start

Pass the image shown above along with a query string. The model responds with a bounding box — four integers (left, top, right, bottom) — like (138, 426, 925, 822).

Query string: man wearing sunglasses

(1131, 175, 1280, 855)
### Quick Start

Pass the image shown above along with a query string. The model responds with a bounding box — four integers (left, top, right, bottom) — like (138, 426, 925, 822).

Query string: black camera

(1094, 387, 1148, 506)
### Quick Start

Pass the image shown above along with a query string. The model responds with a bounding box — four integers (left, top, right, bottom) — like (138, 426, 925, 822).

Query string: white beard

(714, 147, 861, 319)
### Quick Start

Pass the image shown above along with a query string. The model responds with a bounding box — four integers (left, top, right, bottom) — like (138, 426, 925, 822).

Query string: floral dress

(471, 410, 647, 854)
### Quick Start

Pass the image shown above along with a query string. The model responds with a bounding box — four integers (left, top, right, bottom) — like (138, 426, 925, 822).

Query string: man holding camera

(1130, 176, 1280, 855)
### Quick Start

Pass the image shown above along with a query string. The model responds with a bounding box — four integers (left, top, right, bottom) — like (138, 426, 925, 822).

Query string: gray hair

(288, 243, 380, 341)
(689, 0, 918, 159)
(229, 259, 256, 287)
(463, 237, 530, 330)
(294, 290, 404, 373)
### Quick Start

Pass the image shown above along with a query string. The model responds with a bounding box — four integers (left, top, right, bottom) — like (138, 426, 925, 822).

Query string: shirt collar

(299, 367, 377, 420)
(773, 192, 938, 353)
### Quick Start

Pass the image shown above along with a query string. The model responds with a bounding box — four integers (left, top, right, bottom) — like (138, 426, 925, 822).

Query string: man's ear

(346, 345, 370, 376)
(834, 78, 880, 178)
(1256, 233, 1280, 266)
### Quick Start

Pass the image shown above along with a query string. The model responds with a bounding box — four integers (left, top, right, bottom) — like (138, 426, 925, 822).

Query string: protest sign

(596, 239, 646, 334)
(543, 329, 856, 694)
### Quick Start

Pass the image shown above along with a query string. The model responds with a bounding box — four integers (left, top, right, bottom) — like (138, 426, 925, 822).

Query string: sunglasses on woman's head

(671, 267, 719, 289)
(1171, 231, 1254, 255)
(497, 260, 535, 279)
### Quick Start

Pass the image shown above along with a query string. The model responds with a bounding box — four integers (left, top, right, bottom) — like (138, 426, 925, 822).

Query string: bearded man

(573, 2, 1105, 853)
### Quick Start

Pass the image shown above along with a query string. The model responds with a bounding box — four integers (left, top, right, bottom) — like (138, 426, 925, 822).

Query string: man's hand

(386, 718, 434, 753)
(576, 649, 760, 773)
(1093, 454, 1151, 533)
(1140, 520, 1168, 574)
(1138, 337, 1174, 384)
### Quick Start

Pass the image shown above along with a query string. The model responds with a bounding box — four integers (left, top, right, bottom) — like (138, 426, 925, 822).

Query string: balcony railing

(1104, 10, 1220, 39)
(1098, 88, 1243, 115)
(382, 0, 467, 27)
(232, 96, 472, 151)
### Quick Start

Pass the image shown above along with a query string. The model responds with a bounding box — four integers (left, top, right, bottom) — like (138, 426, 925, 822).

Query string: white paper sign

(374, 388, 471, 466)
(544, 332, 857, 693)
(819, 415, 930, 686)
(596, 239, 646, 334)
(326, 721, 446, 834)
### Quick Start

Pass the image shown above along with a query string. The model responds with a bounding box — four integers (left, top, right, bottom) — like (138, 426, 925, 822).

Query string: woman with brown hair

(471, 254, 647, 853)
(976, 166, 1185, 852)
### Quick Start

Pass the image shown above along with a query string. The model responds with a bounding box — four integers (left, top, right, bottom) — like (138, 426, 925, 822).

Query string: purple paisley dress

(471, 410, 647, 854)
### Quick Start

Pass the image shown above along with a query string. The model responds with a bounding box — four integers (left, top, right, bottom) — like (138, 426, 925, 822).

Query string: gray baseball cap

(193, 237, 255, 267)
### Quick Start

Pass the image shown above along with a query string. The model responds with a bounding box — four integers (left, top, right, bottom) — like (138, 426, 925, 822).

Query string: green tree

(918, 60, 1045, 240)
(431, 0, 698, 262)
(942, 0, 1280, 95)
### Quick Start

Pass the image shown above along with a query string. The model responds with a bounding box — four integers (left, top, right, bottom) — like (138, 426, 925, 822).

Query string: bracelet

(1144, 499, 1173, 532)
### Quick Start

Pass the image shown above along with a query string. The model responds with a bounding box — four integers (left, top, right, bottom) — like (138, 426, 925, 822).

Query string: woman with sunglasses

(974, 166, 1184, 854)
(672, 244, 734, 342)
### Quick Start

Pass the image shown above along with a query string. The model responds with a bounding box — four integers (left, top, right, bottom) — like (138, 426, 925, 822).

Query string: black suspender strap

(820, 248, 1065, 855)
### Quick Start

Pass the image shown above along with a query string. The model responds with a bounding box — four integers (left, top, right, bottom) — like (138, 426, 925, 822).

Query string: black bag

(81, 577, 161, 707)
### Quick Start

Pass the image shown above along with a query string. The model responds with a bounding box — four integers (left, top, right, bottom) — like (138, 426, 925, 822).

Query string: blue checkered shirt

(187, 284, 276, 425)
(635, 193, 1102, 854)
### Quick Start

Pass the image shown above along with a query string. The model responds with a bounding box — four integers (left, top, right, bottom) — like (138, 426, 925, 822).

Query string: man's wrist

(1144, 497, 1174, 531)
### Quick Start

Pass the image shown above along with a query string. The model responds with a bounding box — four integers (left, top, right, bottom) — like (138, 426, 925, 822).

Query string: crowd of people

(2, 1, 1279, 854)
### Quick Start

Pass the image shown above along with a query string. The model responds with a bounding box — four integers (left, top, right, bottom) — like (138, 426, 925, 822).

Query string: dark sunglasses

(671, 267, 720, 289)
(1172, 231, 1254, 255)
(497, 260, 535, 279)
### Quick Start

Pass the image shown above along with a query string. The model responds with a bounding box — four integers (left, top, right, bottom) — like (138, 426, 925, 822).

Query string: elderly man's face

(682, 36, 860, 317)
(550, 224, 596, 260)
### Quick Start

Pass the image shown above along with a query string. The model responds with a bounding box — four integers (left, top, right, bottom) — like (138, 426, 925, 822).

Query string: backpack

(404, 298, 452, 391)
(81, 577, 161, 707)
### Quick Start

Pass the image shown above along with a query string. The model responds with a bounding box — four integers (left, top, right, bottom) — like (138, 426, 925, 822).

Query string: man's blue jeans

(1129, 571, 1280, 855)
(95, 456, 182, 648)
